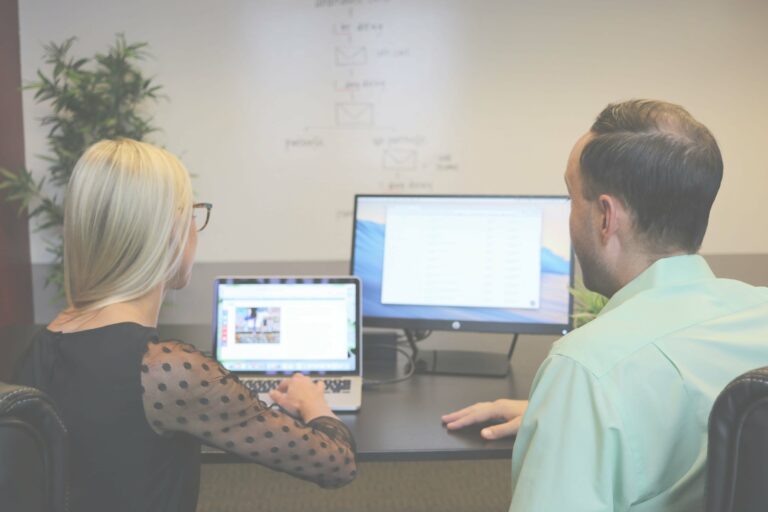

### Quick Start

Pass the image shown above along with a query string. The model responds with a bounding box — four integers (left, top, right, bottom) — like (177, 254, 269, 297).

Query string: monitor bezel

(212, 276, 362, 375)
(350, 194, 575, 335)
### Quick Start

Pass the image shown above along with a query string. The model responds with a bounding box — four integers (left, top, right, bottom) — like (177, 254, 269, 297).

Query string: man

(443, 99, 768, 511)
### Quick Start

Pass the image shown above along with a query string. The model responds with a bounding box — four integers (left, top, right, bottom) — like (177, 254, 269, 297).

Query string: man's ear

(596, 194, 622, 242)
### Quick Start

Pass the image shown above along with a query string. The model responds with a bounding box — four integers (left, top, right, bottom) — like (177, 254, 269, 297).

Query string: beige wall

(30, 254, 768, 325)
(17, 1, 768, 322)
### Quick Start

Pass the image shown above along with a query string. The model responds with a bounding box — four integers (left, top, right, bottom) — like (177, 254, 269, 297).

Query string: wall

(0, 0, 33, 380)
(17, 0, 768, 322)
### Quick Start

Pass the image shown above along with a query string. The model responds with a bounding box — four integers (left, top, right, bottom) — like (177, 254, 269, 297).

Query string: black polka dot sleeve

(140, 340, 358, 488)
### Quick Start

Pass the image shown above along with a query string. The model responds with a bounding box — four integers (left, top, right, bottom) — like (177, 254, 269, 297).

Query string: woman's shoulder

(143, 339, 224, 376)
(15, 323, 158, 388)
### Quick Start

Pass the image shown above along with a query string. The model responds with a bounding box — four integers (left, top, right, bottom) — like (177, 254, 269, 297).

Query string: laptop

(212, 276, 362, 411)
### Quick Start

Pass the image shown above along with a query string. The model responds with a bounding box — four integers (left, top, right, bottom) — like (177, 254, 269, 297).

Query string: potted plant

(570, 281, 608, 328)
(0, 34, 164, 296)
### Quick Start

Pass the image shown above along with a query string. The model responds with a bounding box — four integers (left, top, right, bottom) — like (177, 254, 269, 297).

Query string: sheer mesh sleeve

(140, 339, 357, 488)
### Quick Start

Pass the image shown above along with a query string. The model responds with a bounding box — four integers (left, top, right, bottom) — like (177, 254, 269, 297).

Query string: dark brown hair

(580, 99, 723, 253)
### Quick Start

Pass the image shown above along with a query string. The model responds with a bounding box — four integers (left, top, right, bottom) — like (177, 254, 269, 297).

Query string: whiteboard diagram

(382, 148, 418, 171)
(335, 102, 375, 126)
(335, 46, 368, 66)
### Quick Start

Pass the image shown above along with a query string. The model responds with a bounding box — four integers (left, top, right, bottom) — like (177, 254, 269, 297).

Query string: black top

(15, 323, 199, 512)
(14, 323, 356, 512)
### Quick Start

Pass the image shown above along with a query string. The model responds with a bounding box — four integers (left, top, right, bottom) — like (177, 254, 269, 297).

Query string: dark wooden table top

(158, 326, 555, 463)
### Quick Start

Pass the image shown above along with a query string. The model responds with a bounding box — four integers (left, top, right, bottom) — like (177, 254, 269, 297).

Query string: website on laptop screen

(215, 282, 358, 373)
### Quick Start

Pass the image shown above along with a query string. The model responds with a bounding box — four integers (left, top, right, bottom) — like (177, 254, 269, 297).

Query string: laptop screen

(213, 277, 361, 375)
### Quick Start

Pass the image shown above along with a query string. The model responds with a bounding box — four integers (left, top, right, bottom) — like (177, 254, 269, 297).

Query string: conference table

(155, 326, 555, 463)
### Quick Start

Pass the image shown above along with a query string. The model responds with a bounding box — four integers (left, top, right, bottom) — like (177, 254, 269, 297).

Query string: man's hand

(269, 373, 334, 422)
(441, 399, 528, 440)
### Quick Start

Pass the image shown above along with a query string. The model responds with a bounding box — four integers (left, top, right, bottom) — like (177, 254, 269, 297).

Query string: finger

(481, 417, 522, 440)
(441, 404, 481, 423)
(270, 391, 300, 416)
(445, 407, 496, 430)
(276, 378, 290, 392)
(270, 390, 297, 410)
(445, 415, 481, 430)
(269, 389, 285, 404)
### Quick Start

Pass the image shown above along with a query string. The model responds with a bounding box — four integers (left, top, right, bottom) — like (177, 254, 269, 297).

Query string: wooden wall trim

(0, 0, 33, 331)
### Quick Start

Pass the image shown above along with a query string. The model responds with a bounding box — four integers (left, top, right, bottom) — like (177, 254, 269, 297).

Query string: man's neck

(611, 249, 689, 296)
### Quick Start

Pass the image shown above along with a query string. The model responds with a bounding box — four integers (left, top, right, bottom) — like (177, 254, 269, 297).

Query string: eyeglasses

(193, 202, 213, 232)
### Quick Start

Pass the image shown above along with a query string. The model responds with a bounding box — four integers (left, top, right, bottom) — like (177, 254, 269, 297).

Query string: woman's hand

(441, 399, 528, 440)
(269, 373, 334, 422)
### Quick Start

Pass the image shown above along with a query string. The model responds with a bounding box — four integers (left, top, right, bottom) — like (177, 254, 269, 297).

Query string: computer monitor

(351, 195, 574, 375)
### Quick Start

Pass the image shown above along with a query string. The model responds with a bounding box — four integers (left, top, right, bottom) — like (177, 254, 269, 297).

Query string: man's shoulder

(552, 278, 768, 377)
(550, 307, 649, 378)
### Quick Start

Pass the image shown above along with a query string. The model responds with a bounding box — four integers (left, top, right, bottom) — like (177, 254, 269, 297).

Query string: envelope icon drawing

(336, 46, 367, 66)
(383, 148, 418, 170)
(336, 103, 374, 126)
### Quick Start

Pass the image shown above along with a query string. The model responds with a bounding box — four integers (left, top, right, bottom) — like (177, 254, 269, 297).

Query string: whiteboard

(19, 0, 768, 263)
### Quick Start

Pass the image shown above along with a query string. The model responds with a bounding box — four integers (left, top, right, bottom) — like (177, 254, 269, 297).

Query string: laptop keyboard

(241, 378, 353, 395)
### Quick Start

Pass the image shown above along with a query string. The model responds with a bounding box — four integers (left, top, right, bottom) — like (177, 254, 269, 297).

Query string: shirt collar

(599, 254, 715, 316)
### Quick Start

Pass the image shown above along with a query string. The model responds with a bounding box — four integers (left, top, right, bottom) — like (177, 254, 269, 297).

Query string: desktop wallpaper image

(352, 198, 572, 326)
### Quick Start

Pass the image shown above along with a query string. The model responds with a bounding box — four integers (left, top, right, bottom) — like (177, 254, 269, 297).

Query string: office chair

(0, 382, 69, 512)
(706, 366, 768, 512)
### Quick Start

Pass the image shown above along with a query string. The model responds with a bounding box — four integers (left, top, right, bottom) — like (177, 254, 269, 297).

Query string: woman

(14, 139, 357, 512)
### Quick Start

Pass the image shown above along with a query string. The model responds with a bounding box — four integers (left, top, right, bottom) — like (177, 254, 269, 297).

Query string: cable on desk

(362, 345, 416, 388)
(396, 329, 432, 346)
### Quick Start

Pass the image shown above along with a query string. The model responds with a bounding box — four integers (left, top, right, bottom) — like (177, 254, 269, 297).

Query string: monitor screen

(213, 278, 360, 374)
(351, 195, 573, 334)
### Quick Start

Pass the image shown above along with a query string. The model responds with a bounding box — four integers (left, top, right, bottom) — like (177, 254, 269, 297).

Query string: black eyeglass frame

(193, 202, 213, 232)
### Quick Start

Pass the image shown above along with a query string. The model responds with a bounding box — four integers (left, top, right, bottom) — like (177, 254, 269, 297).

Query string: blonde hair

(63, 138, 193, 310)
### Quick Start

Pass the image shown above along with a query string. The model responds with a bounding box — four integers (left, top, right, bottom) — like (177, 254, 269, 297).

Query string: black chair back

(0, 383, 69, 512)
(707, 366, 768, 512)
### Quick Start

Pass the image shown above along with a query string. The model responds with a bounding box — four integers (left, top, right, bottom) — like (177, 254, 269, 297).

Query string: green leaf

(4, 33, 166, 296)
(569, 282, 609, 328)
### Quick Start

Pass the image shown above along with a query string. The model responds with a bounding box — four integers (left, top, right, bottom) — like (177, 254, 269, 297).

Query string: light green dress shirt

(510, 255, 768, 512)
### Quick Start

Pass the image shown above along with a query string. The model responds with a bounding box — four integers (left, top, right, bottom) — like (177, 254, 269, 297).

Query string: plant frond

(6, 33, 165, 296)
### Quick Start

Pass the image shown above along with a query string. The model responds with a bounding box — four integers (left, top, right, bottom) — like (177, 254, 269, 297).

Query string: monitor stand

(405, 331, 519, 378)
